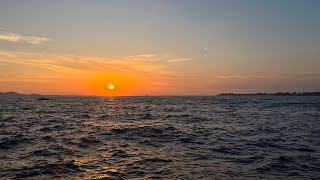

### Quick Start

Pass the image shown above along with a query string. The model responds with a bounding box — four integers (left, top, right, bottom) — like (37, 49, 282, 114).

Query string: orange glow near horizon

(2, 50, 316, 96)
(84, 72, 152, 96)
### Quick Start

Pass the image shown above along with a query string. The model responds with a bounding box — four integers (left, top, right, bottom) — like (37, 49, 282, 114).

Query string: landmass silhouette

(219, 92, 320, 96)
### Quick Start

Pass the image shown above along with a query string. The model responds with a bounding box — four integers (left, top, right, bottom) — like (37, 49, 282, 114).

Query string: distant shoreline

(218, 92, 320, 96)
(0, 91, 79, 97)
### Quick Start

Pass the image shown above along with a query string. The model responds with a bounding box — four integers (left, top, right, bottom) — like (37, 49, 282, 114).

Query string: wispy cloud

(167, 58, 190, 63)
(124, 54, 158, 62)
(0, 33, 53, 44)
(0, 50, 190, 77)
(0, 50, 176, 76)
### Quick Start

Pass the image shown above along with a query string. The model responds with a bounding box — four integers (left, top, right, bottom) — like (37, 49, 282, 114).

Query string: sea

(0, 95, 319, 179)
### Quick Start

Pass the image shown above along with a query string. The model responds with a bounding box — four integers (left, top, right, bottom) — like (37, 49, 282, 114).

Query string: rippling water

(0, 96, 319, 179)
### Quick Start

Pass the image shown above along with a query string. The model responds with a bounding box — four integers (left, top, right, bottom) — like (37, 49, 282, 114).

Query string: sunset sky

(0, 0, 319, 96)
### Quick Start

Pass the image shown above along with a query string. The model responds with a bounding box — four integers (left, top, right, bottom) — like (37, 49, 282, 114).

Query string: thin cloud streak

(0, 33, 53, 44)
(0, 50, 178, 76)
(167, 58, 190, 63)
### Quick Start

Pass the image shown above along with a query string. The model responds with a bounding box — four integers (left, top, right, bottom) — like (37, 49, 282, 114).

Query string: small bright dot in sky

(108, 84, 115, 90)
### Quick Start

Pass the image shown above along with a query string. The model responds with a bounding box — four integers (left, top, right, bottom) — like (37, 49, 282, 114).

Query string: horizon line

(1, 91, 320, 97)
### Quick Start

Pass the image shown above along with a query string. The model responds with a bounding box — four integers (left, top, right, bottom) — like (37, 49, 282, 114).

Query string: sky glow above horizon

(0, 0, 319, 95)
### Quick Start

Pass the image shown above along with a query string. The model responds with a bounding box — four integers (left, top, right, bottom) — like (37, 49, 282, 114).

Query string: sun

(108, 84, 115, 90)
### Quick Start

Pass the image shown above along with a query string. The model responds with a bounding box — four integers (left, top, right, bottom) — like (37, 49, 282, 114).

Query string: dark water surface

(0, 96, 319, 179)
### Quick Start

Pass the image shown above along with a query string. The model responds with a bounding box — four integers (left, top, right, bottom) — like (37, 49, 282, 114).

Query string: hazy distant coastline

(218, 92, 320, 96)
(0, 91, 79, 97)
(0, 91, 41, 96)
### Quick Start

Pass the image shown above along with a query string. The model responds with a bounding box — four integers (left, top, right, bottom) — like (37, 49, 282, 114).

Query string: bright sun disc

(108, 84, 115, 90)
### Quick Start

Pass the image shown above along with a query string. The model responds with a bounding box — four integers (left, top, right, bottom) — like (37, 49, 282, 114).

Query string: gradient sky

(0, 0, 319, 95)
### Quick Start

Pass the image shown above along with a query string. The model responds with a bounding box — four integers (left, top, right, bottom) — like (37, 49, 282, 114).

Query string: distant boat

(37, 97, 49, 100)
